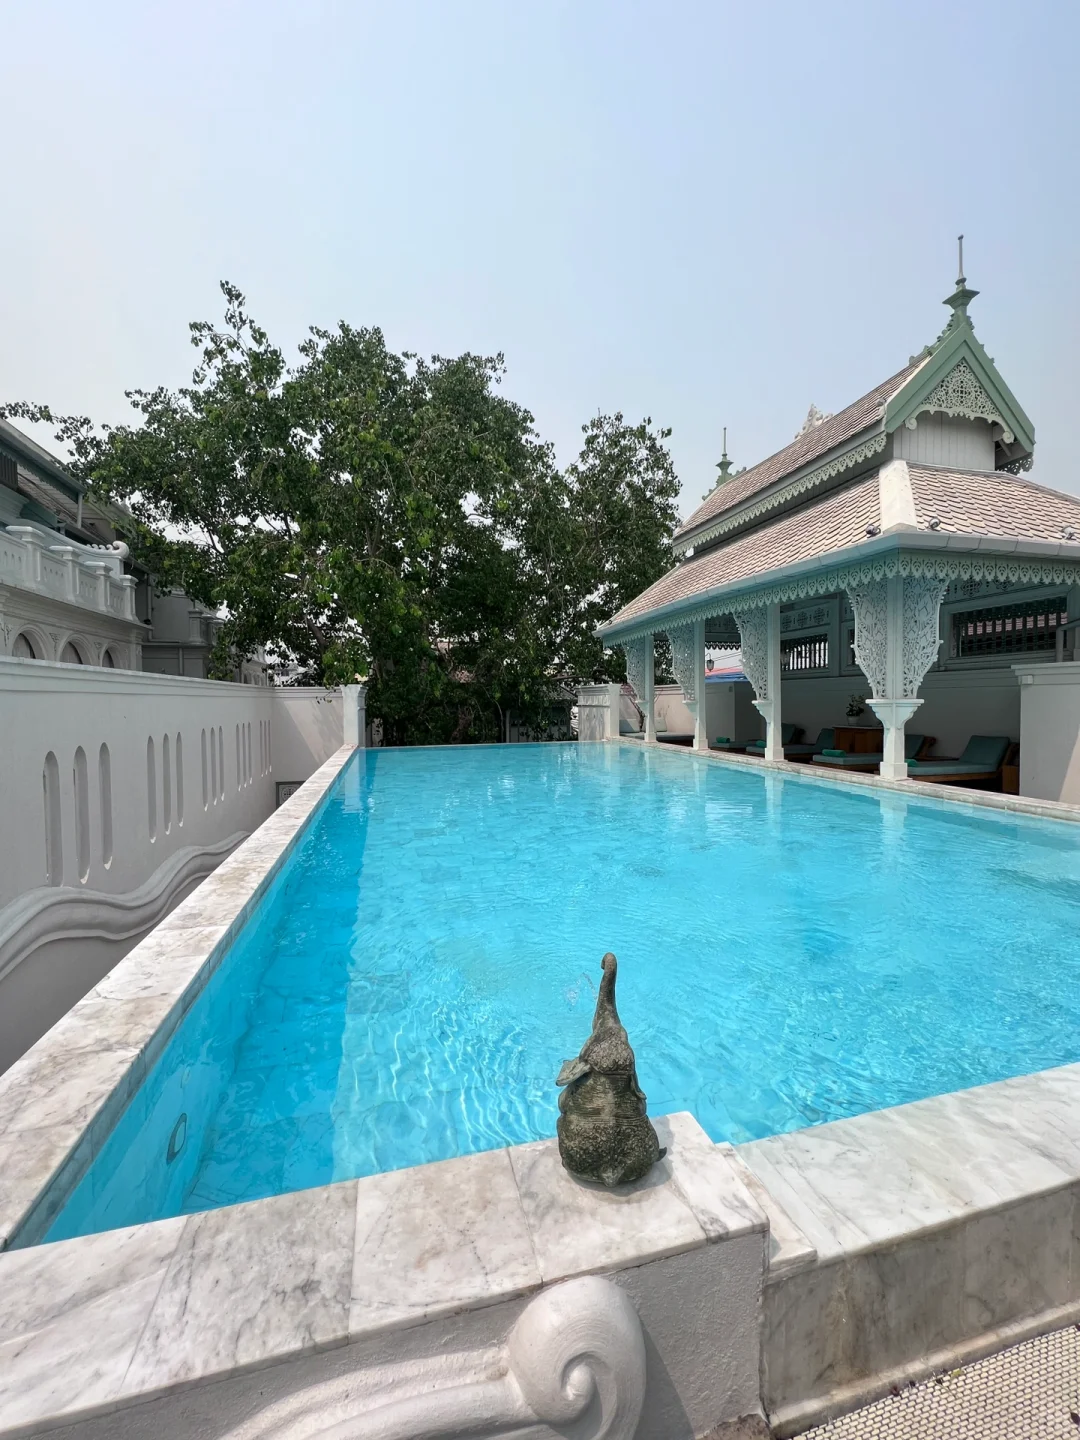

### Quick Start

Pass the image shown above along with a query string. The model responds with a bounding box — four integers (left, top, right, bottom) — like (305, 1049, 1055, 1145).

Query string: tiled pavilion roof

(676, 356, 930, 542)
(602, 464, 1080, 634)
(907, 466, 1080, 541)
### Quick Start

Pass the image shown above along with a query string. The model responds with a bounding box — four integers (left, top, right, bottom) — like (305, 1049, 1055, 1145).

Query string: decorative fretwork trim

(665, 622, 698, 704)
(677, 433, 889, 554)
(606, 553, 1080, 644)
(910, 359, 1014, 443)
(621, 634, 649, 704)
(1000, 456, 1034, 475)
(849, 579, 889, 698)
(733, 608, 769, 700)
(902, 576, 949, 698)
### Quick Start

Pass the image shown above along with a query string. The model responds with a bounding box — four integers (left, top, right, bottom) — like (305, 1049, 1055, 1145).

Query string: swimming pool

(49, 742, 1080, 1240)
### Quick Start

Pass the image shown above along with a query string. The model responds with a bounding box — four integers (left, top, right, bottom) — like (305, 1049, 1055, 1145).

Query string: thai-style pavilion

(598, 260, 1080, 782)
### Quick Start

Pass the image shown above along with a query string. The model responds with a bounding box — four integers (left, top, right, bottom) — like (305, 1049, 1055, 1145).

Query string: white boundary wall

(576, 683, 621, 741)
(0, 658, 350, 1071)
(1015, 661, 1080, 803)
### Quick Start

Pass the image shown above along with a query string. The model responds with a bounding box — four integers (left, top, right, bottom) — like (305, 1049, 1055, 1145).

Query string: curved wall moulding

(221, 1277, 646, 1440)
(0, 833, 247, 1075)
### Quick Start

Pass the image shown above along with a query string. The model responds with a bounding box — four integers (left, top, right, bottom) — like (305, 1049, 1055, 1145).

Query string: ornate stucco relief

(219, 1276, 646, 1440)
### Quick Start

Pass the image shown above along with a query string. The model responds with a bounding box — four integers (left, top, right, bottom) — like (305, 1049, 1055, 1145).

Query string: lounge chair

(744, 723, 803, 757)
(710, 737, 748, 752)
(813, 733, 934, 772)
(783, 727, 835, 760)
(906, 735, 1013, 785)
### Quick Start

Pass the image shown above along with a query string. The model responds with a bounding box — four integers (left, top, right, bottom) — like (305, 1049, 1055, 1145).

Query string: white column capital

(868, 697, 923, 780)
(692, 617, 708, 752)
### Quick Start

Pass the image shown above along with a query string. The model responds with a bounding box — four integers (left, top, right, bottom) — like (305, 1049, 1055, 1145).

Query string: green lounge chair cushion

(714, 736, 731, 745)
(959, 735, 1011, 768)
(904, 733, 926, 760)
(820, 748, 846, 758)
(908, 760, 999, 775)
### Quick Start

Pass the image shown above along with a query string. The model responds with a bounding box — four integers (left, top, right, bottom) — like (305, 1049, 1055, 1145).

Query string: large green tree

(4, 284, 679, 743)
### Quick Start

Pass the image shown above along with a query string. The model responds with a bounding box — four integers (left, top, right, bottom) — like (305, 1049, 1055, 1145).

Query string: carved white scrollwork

(621, 636, 649, 705)
(912, 359, 1014, 443)
(847, 579, 889, 698)
(665, 623, 697, 704)
(220, 1276, 646, 1440)
(902, 576, 947, 698)
(733, 608, 769, 700)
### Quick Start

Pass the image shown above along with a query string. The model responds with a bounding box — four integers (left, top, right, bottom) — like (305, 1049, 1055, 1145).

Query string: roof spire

(942, 233, 979, 328)
(716, 426, 733, 480)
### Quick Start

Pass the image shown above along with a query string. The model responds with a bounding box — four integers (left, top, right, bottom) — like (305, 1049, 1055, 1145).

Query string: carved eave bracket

(733, 607, 769, 700)
(619, 635, 650, 705)
(844, 573, 948, 702)
(665, 623, 698, 705)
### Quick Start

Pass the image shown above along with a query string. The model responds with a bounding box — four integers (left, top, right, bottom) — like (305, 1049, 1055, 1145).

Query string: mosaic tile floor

(806, 1327, 1080, 1437)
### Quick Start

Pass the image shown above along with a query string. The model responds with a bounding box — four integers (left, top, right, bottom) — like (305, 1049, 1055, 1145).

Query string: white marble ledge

(0, 749, 354, 1255)
(510, 1112, 766, 1283)
(718, 1143, 817, 1279)
(351, 1147, 540, 1336)
(0, 995, 174, 1247)
(737, 1061, 1080, 1264)
(0, 1113, 762, 1433)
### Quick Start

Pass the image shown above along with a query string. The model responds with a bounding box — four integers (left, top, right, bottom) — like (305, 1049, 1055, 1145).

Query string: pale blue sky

(2, 0, 1077, 515)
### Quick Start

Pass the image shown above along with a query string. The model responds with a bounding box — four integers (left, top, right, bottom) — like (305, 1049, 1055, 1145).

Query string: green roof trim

(883, 311, 1035, 464)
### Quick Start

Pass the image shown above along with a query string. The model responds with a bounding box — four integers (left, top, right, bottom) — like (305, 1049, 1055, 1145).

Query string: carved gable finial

(796, 404, 833, 438)
(938, 234, 980, 341)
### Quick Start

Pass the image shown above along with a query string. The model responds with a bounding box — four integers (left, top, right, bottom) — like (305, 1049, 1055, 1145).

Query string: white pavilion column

(693, 618, 708, 752)
(847, 572, 947, 780)
(734, 602, 783, 761)
(342, 683, 368, 748)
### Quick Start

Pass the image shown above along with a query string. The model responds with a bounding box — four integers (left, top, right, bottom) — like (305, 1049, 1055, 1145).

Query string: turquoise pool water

(49, 743, 1080, 1240)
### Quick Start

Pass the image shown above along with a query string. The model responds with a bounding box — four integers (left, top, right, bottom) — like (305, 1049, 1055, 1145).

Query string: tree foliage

(4, 284, 680, 743)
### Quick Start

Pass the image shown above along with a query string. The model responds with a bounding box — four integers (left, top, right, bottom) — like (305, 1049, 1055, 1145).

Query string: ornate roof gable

(884, 308, 1035, 473)
(676, 267, 1035, 554)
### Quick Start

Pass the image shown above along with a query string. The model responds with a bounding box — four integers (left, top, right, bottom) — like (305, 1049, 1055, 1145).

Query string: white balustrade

(1, 526, 137, 620)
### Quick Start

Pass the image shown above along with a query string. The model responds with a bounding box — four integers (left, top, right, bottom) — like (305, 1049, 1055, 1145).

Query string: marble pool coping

(0, 1111, 768, 1435)
(0, 746, 354, 1251)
